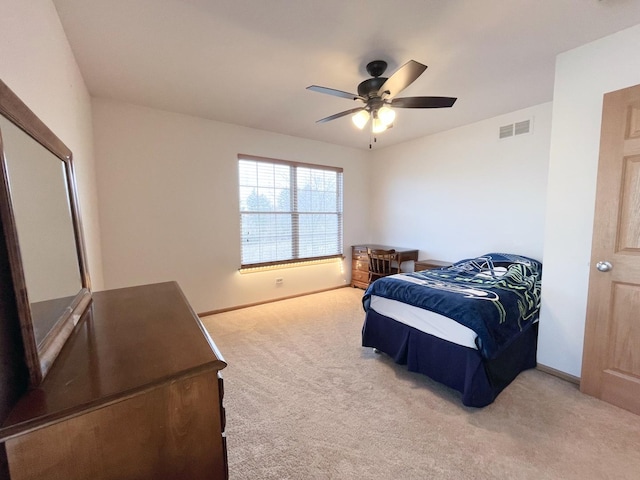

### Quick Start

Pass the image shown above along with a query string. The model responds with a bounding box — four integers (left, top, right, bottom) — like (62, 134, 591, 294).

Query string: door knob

(596, 261, 613, 272)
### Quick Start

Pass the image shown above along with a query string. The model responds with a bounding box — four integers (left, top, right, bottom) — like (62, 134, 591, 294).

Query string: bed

(361, 252, 542, 407)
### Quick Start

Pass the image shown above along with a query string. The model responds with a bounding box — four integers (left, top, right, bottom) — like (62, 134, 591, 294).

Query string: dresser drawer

(352, 248, 368, 261)
(353, 259, 368, 272)
(352, 269, 369, 284)
(218, 374, 226, 432)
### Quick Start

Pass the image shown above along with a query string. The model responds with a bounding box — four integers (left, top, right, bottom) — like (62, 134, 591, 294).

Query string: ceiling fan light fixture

(371, 116, 388, 134)
(377, 106, 395, 126)
(352, 110, 370, 129)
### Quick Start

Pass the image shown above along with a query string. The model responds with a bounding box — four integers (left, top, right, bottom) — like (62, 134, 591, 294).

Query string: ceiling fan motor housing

(366, 60, 388, 77)
(358, 60, 389, 98)
(357, 77, 387, 98)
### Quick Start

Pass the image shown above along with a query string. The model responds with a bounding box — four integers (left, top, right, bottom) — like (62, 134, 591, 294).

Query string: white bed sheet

(369, 295, 478, 349)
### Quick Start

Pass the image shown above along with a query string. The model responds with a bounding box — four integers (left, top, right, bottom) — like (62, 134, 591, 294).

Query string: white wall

(0, 0, 104, 289)
(369, 103, 552, 264)
(92, 99, 370, 313)
(538, 23, 640, 377)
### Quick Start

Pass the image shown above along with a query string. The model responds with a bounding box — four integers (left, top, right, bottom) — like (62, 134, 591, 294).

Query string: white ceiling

(52, 0, 640, 150)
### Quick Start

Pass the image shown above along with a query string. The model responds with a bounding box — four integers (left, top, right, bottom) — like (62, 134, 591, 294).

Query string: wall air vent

(499, 118, 532, 139)
(514, 119, 531, 135)
(499, 124, 514, 139)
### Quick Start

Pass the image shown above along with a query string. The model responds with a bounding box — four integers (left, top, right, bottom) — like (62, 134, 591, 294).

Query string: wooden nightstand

(414, 259, 453, 271)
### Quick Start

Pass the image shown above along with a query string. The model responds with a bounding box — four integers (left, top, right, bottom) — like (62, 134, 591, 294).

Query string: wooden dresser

(0, 282, 228, 480)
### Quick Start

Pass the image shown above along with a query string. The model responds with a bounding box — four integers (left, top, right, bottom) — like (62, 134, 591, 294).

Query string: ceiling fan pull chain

(369, 123, 374, 149)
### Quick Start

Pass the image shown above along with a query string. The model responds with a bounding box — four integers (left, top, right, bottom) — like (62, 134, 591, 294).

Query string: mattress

(369, 295, 478, 349)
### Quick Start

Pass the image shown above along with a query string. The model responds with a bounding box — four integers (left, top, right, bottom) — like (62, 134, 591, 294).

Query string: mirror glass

(0, 116, 82, 344)
(0, 79, 91, 386)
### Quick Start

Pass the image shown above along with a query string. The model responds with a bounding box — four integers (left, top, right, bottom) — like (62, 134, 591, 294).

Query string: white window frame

(238, 154, 343, 269)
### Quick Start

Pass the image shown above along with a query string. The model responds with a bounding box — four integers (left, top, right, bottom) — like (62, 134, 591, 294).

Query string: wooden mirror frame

(0, 79, 91, 387)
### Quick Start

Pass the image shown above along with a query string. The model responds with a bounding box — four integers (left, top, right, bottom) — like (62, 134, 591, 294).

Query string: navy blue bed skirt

(361, 308, 538, 407)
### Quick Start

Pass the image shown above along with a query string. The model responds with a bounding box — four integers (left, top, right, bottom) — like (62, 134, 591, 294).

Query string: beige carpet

(202, 287, 640, 480)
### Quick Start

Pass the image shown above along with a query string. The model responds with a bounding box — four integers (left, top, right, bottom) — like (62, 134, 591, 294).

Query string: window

(238, 155, 343, 268)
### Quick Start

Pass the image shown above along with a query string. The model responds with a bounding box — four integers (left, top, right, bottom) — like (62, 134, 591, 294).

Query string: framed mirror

(0, 79, 91, 387)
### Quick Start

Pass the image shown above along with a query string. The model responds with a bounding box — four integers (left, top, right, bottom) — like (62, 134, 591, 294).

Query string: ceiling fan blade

(307, 85, 365, 101)
(316, 107, 365, 123)
(377, 60, 427, 98)
(391, 96, 457, 108)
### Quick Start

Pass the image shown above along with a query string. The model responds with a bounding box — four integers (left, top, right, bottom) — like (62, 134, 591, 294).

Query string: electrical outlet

(275, 277, 284, 285)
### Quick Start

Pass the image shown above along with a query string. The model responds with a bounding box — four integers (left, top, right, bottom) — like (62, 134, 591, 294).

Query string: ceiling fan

(307, 60, 457, 135)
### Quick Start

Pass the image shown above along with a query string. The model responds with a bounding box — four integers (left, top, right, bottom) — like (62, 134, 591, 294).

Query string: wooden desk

(351, 244, 419, 289)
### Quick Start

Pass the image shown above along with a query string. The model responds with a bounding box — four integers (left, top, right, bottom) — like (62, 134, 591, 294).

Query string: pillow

(450, 253, 542, 279)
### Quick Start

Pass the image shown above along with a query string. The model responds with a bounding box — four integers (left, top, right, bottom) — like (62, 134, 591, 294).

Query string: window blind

(238, 155, 343, 268)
